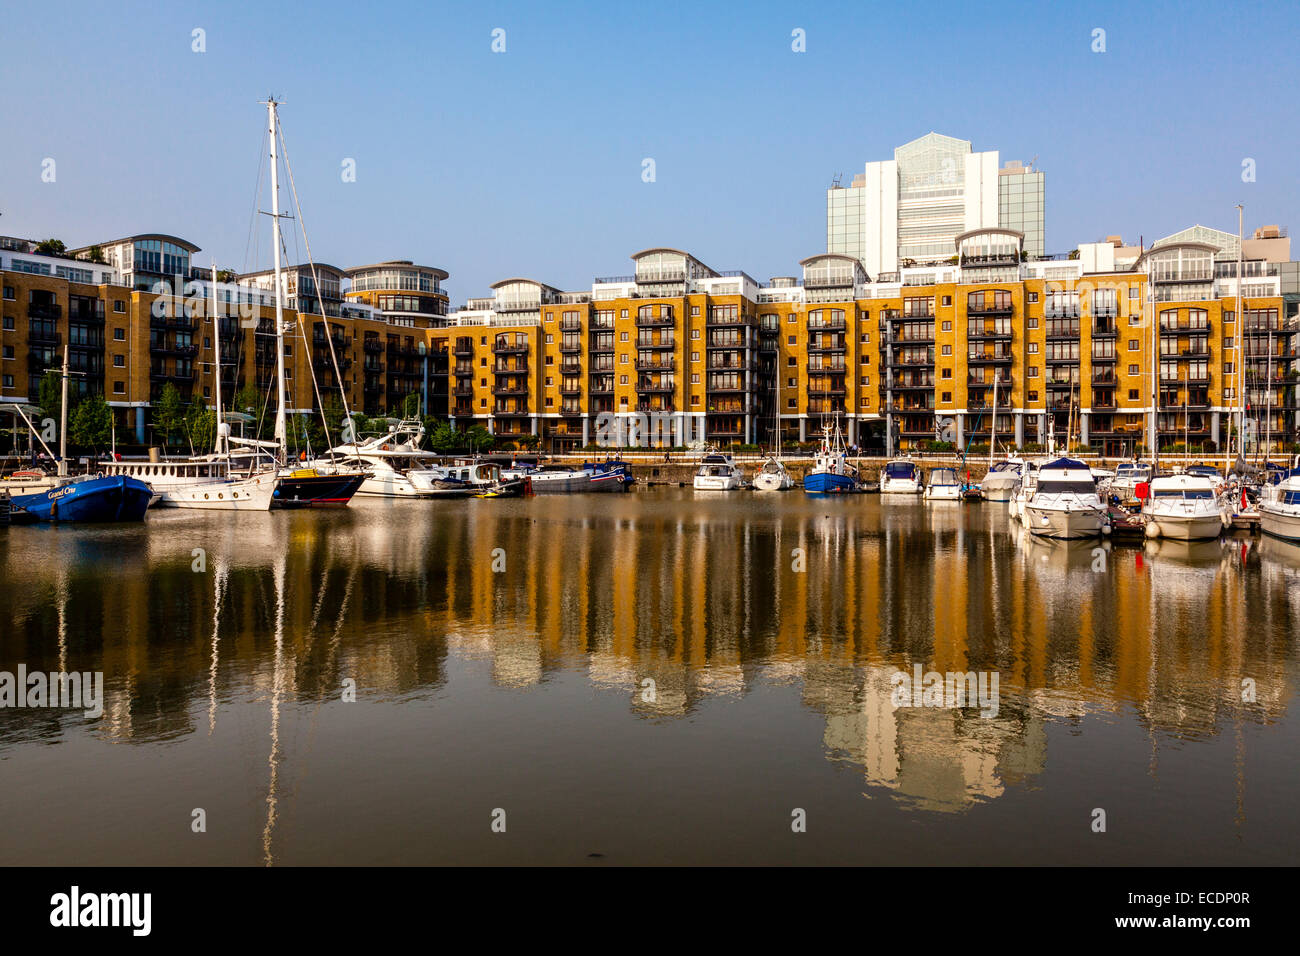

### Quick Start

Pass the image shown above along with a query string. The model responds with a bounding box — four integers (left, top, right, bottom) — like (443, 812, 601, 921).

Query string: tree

(70, 393, 113, 452)
(465, 424, 494, 454)
(185, 406, 217, 454)
(84, 245, 106, 264)
(155, 383, 185, 448)
(216, 269, 237, 283)
(34, 238, 67, 257)
(38, 370, 62, 424)
(517, 433, 540, 451)
(428, 420, 457, 454)
(401, 392, 422, 419)
(233, 384, 267, 439)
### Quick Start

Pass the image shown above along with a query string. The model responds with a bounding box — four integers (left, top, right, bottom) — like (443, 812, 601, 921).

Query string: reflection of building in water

(0, 497, 1293, 818)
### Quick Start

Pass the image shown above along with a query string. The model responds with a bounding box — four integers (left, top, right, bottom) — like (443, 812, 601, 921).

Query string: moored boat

(1022, 457, 1109, 539)
(694, 452, 743, 490)
(879, 458, 922, 495)
(802, 421, 858, 493)
(1259, 462, 1300, 541)
(10, 474, 152, 523)
(980, 458, 1024, 502)
(1142, 473, 1229, 541)
(923, 466, 963, 501)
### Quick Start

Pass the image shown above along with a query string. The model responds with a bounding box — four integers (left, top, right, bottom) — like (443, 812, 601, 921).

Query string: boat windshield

(1037, 480, 1098, 495)
(884, 463, 916, 478)
(990, 461, 1019, 473)
(1116, 464, 1150, 476)
(930, 469, 958, 484)
(1282, 491, 1300, 506)
(1153, 489, 1214, 499)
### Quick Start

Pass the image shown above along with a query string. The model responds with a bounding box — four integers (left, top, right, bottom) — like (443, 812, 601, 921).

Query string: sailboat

(751, 389, 792, 491)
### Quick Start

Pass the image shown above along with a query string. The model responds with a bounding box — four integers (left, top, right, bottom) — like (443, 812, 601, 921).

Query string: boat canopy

(1043, 457, 1090, 472)
(884, 461, 918, 478)
(989, 461, 1020, 473)
(929, 468, 960, 484)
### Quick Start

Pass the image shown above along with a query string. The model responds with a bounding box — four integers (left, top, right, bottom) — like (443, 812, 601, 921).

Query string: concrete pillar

(1211, 413, 1220, 448)
(1037, 413, 1047, 444)
(582, 416, 590, 447)
(744, 413, 752, 445)
(530, 415, 538, 436)
(847, 417, 856, 446)
(955, 414, 964, 450)
(135, 407, 146, 444)
(799, 417, 807, 443)
(1080, 411, 1089, 446)
(1015, 412, 1025, 448)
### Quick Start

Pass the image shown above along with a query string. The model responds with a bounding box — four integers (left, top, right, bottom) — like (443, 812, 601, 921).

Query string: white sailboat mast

(268, 99, 288, 467)
(211, 259, 224, 458)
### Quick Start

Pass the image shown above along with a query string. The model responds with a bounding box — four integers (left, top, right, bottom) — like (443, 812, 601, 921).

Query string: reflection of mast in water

(262, 554, 286, 867)
(56, 565, 68, 674)
(208, 556, 228, 735)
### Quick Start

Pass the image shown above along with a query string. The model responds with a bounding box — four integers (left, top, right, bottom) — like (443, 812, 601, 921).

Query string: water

(1, 489, 1296, 865)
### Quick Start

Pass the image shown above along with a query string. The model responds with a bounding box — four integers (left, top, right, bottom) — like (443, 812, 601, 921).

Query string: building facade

(829, 132, 1046, 276)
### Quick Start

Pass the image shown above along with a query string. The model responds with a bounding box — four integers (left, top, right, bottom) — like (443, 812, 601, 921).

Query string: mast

(211, 259, 225, 459)
(268, 98, 288, 468)
(58, 344, 69, 477)
(988, 373, 997, 467)
(1234, 203, 1244, 470)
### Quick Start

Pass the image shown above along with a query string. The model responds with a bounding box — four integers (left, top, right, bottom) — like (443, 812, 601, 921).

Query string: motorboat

(1142, 473, 1229, 541)
(980, 458, 1024, 502)
(503, 460, 627, 493)
(923, 466, 963, 501)
(1259, 461, 1300, 541)
(329, 420, 454, 498)
(9, 473, 152, 523)
(802, 422, 858, 493)
(694, 452, 743, 490)
(1020, 457, 1109, 539)
(1111, 461, 1154, 501)
(879, 458, 922, 495)
(752, 455, 793, 491)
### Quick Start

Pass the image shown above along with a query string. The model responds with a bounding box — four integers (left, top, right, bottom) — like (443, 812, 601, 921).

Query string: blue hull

(804, 471, 858, 494)
(11, 475, 152, 523)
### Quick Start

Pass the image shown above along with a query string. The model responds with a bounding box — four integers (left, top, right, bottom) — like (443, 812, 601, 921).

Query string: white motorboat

(1259, 461, 1300, 541)
(1021, 457, 1108, 539)
(1111, 461, 1154, 501)
(152, 470, 277, 510)
(879, 458, 922, 495)
(1142, 473, 1229, 540)
(751, 456, 793, 491)
(980, 458, 1024, 502)
(694, 452, 742, 490)
(330, 420, 455, 498)
(924, 466, 963, 501)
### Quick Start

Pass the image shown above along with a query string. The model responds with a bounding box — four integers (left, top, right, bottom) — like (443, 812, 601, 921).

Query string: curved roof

(488, 277, 559, 292)
(345, 260, 450, 282)
(1133, 241, 1220, 271)
(798, 253, 862, 268)
(630, 247, 695, 261)
(955, 227, 1024, 246)
(71, 234, 200, 254)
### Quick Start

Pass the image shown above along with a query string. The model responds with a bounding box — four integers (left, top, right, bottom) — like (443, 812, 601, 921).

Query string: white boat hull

(1025, 505, 1106, 539)
(924, 486, 962, 501)
(1145, 512, 1226, 541)
(694, 476, 741, 491)
(752, 472, 792, 491)
(980, 477, 1019, 502)
(155, 474, 276, 511)
(881, 479, 921, 495)
(1260, 505, 1300, 542)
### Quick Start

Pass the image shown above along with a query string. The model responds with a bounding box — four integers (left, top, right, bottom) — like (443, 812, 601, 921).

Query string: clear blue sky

(2, 0, 1296, 301)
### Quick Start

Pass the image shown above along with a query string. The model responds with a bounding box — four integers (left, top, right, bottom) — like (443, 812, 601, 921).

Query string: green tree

(185, 406, 217, 454)
(517, 433, 540, 451)
(69, 393, 113, 452)
(34, 238, 67, 257)
(84, 245, 106, 264)
(465, 424, 494, 454)
(233, 384, 267, 439)
(155, 383, 185, 448)
(38, 371, 62, 424)
(428, 420, 456, 454)
(401, 392, 422, 419)
(216, 269, 237, 283)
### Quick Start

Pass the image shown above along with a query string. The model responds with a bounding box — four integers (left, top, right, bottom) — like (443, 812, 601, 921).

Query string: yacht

(502, 460, 627, 493)
(101, 456, 275, 510)
(1020, 457, 1109, 539)
(1142, 473, 1229, 540)
(330, 421, 454, 498)
(802, 422, 858, 493)
(1111, 461, 1154, 501)
(694, 452, 743, 490)
(752, 456, 794, 491)
(1259, 460, 1300, 541)
(879, 458, 922, 495)
(980, 458, 1024, 502)
(923, 466, 963, 501)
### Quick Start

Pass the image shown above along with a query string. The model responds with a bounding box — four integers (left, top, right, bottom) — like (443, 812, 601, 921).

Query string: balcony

(588, 382, 614, 395)
(636, 338, 675, 350)
(636, 380, 676, 394)
(493, 339, 530, 354)
(27, 329, 61, 347)
(453, 382, 475, 397)
(150, 315, 197, 331)
(706, 313, 748, 328)
(27, 303, 62, 321)
(636, 356, 675, 371)
(967, 303, 1014, 317)
(1091, 351, 1118, 363)
(636, 312, 674, 327)
(807, 384, 847, 396)
(560, 316, 582, 331)
(492, 384, 529, 397)
(559, 339, 582, 353)
(559, 359, 582, 375)
(588, 339, 615, 354)
(559, 381, 582, 395)
(363, 339, 384, 354)
(454, 340, 474, 356)
(961, 253, 1019, 269)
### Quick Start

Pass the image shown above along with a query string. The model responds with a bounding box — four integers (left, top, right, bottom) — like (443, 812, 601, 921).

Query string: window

(1028, 292, 1039, 303)
(114, 354, 125, 367)
(691, 329, 700, 339)
(941, 345, 952, 356)
(545, 334, 553, 344)
(861, 354, 870, 365)
(1224, 362, 1234, 375)
(1028, 342, 1038, 354)
(619, 354, 628, 364)
(545, 397, 553, 407)
(941, 320, 952, 332)
(941, 296, 951, 306)
(1027, 317, 1038, 329)
(1128, 364, 1139, 375)
(1128, 339, 1139, 351)
(691, 352, 700, 362)
(545, 377, 553, 387)
(691, 373, 700, 384)
(2, 375, 11, 388)
(114, 300, 125, 312)
(1029, 366, 1039, 377)
(787, 397, 796, 408)
(1, 346, 11, 359)
(861, 332, 870, 343)
(1129, 286, 1139, 299)
(2, 316, 12, 330)
(691, 306, 700, 316)
(941, 367, 952, 379)
(692, 395, 701, 406)
(619, 374, 628, 384)
(2, 286, 14, 300)
(114, 328, 125, 340)
(1128, 389, 1139, 401)
(1027, 390, 1038, 402)
(1224, 336, 1234, 349)
(545, 355, 553, 365)
(788, 313, 796, 323)
(787, 356, 796, 366)
(861, 375, 870, 386)
(620, 309, 628, 318)
(941, 392, 952, 403)
(480, 398, 487, 408)
(113, 380, 125, 394)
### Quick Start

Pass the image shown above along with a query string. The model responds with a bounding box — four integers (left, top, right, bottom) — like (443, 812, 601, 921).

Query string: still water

(1, 488, 1296, 865)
